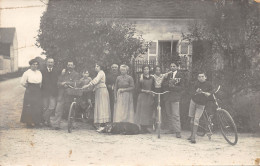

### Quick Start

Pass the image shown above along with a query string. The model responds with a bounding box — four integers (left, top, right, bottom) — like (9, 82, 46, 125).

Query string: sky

(0, 0, 48, 67)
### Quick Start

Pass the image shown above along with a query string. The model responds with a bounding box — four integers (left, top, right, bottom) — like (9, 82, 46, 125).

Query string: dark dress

(20, 69, 43, 124)
(135, 75, 154, 126)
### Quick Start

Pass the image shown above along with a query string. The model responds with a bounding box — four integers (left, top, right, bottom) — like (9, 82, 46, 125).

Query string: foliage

(183, 0, 260, 131)
(37, 0, 147, 73)
(183, 0, 260, 96)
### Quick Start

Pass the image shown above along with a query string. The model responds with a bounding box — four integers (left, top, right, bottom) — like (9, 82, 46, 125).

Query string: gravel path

(0, 78, 259, 165)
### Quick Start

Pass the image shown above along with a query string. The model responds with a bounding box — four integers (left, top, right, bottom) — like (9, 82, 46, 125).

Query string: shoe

(164, 130, 174, 134)
(176, 132, 181, 138)
(26, 124, 33, 128)
(47, 123, 52, 127)
(96, 127, 105, 133)
(190, 139, 196, 144)
(190, 125, 198, 143)
(188, 123, 193, 140)
(54, 127, 61, 130)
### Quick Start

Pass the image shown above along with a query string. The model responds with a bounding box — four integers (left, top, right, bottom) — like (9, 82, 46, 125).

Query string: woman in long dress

(113, 65, 135, 123)
(20, 58, 43, 128)
(135, 65, 154, 133)
(83, 63, 111, 132)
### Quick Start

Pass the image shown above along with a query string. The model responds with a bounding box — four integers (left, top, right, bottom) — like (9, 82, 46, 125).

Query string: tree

(184, 0, 260, 96)
(183, 0, 260, 131)
(36, 0, 147, 73)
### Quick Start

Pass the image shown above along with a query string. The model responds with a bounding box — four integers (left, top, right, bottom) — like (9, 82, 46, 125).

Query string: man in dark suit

(41, 57, 59, 126)
(106, 64, 119, 121)
(162, 62, 185, 138)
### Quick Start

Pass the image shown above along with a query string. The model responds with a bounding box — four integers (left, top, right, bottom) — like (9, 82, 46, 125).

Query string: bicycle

(196, 86, 238, 145)
(142, 90, 170, 139)
(67, 84, 93, 133)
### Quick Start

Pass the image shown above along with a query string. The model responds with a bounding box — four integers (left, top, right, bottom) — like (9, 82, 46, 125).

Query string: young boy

(78, 70, 93, 120)
(188, 71, 213, 143)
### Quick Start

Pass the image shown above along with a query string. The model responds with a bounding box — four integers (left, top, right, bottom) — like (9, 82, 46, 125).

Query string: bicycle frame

(198, 86, 222, 138)
(142, 90, 169, 138)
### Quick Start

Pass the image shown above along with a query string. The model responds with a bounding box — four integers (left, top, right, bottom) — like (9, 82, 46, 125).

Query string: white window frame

(148, 40, 158, 61)
(178, 41, 191, 56)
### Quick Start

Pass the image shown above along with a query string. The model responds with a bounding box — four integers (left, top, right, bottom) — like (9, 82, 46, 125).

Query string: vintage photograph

(0, 0, 259, 165)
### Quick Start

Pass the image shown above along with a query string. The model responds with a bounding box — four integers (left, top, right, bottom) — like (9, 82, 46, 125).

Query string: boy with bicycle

(188, 71, 213, 143)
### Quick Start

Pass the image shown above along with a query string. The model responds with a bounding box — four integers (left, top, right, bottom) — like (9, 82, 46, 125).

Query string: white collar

(172, 70, 177, 78)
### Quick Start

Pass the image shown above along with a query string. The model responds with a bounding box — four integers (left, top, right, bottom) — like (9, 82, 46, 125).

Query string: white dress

(90, 70, 111, 123)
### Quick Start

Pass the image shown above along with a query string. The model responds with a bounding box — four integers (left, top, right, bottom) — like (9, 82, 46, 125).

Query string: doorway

(158, 40, 178, 70)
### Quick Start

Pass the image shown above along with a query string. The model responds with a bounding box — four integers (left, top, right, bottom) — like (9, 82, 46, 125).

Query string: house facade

(0, 28, 18, 75)
(116, 0, 212, 71)
(133, 18, 193, 70)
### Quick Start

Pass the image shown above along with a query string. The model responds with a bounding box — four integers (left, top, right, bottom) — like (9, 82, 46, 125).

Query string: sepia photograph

(0, 0, 259, 165)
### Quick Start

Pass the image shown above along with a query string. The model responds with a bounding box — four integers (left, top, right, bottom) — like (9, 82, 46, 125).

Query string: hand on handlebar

(118, 89, 125, 93)
(82, 84, 90, 89)
(196, 88, 211, 97)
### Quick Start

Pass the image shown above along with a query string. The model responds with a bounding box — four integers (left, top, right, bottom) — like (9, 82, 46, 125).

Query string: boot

(187, 123, 193, 140)
(190, 125, 198, 144)
(176, 132, 181, 138)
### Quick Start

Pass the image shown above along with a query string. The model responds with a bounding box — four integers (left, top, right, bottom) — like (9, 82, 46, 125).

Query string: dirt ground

(0, 78, 259, 166)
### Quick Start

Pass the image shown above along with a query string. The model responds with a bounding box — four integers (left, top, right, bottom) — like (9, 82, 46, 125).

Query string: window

(180, 42, 189, 54)
(149, 42, 157, 54)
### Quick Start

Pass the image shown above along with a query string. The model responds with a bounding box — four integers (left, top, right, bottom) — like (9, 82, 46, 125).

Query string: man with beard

(106, 64, 119, 121)
(51, 60, 80, 130)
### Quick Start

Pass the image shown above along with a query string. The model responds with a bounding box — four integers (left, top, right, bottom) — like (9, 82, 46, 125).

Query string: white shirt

(47, 67, 53, 72)
(20, 69, 42, 87)
(90, 70, 106, 86)
(171, 71, 177, 79)
(152, 74, 167, 88)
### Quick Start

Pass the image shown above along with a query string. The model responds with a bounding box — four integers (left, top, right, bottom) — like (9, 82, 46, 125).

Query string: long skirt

(94, 87, 111, 123)
(113, 91, 135, 123)
(20, 83, 43, 124)
(135, 93, 154, 126)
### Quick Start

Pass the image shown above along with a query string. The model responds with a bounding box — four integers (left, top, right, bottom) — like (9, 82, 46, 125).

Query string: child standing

(78, 69, 93, 119)
(188, 72, 213, 143)
(151, 66, 172, 129)
(152, 66, 172, 93)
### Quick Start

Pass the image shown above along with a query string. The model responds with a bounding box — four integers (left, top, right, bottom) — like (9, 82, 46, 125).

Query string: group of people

(20, 57, 213, 144)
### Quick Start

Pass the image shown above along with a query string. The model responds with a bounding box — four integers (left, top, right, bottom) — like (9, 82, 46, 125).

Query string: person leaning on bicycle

(188, 71, 213, 144)
(51, 60, 80, 130)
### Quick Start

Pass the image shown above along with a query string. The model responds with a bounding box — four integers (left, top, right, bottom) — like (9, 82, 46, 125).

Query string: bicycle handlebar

(67, 84, 84, 90)
(215, 85, 221, 94)
(142, 90, 170, 95)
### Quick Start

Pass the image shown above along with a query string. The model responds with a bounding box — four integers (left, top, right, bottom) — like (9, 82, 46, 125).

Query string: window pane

(181, 43, 188, 54)
(149, 42, 157, 54)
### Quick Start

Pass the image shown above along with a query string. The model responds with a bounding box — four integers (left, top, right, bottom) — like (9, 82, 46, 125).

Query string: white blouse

(90, 70, 106, 86)
(20, 69, 42, 87)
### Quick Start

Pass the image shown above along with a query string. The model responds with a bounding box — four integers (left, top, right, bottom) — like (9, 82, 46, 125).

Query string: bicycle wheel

(197, 113, 208, 136)
(217, 109, 238, 145)
(68, 102, 76, 133)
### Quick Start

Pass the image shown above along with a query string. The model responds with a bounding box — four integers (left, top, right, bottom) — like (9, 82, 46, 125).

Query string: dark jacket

(106, 72, 120, 92)
(41, 67, 59, 97)
(191, 80, 213, 105)
(57, 70, 80, 100)
(162, 70, 185, 102)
